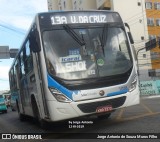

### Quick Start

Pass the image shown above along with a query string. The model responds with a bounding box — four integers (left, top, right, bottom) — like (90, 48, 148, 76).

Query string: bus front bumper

(46, 89, 139, 122)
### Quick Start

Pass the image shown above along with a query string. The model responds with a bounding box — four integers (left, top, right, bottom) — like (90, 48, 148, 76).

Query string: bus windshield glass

(43, 24, 133, 80)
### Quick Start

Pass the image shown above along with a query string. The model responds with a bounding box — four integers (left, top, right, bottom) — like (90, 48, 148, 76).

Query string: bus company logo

(99, 90, 105, 96)
(2, 134, 11, 139)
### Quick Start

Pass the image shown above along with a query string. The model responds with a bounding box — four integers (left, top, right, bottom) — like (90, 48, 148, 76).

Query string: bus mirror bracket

(127, 32, 134, 44)
(124, 23, 134, 44)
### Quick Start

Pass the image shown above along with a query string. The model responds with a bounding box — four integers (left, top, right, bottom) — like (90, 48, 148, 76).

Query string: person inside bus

(91, 28, 131, 77)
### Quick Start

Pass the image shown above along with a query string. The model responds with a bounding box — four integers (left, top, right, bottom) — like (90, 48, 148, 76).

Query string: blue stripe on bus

(107, 88, 128, 97)
(47, 75, 73, 100)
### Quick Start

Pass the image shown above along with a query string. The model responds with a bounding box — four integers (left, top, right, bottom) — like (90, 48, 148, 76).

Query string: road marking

(122, 112, 160, 121)
(115, 101, 159, 121)
(140, 102, 154, 114)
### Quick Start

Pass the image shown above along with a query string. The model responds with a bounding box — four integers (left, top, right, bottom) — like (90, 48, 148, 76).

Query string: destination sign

(51, 15, 108, 25)
(39, 11, 122, 27)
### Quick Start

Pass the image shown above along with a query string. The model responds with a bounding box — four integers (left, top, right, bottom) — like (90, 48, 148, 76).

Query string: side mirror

(29, 29, 41, 53)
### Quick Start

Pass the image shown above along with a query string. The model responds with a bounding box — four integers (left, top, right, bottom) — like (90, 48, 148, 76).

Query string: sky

(0, 0, 48, 91)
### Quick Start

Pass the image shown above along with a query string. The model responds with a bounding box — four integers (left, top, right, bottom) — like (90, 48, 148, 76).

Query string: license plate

(96, 105, 113, 113)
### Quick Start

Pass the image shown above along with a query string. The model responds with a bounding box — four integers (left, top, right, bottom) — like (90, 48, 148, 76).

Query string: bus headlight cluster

(49, 87, 72, 103)
(129, 77, 137, 92)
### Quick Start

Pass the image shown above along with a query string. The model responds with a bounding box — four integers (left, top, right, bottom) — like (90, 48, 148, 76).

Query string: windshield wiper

(63, 25, 85, 46)
(100, 24, 108, 57)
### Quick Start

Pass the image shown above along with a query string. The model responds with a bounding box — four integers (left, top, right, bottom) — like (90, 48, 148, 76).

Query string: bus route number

(51, 15, 107, 25)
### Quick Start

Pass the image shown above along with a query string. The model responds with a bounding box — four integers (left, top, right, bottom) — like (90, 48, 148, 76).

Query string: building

(47, 0, 97, 11)
(96, 0, 111, 10)
(145, 0, 160, 73)
(140, 0, 160, 95)
(48, 0, 59, 11)
(58, 0, 72, 10)
(72, 0, 97, 10)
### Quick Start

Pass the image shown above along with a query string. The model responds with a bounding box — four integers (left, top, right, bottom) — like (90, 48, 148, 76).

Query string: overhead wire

(0, 19, 26, 37)
(0, 24, 25, 35)
(126, 5, 160, 25)
(128, 10, 160, 26)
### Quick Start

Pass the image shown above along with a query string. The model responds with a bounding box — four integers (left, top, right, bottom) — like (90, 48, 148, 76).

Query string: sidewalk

(140, 94, 160, 99)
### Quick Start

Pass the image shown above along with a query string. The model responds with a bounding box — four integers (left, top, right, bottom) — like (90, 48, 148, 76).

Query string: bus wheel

(97, 113, 111, 120)
(31, 97, 48, 129)
(16, 100, 26, 121)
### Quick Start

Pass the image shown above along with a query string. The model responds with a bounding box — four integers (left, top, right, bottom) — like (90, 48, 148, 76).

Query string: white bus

(9, 10, 139, 128)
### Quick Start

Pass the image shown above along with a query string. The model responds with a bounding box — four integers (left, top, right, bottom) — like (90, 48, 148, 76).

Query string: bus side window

(9, 69, 14, 89)
(20, 51, 25, 78)
(13, 63, 17, 89)
(23, 40, 33, 75)
(26, 40, 33, 71)
(18, 56, 22, 79)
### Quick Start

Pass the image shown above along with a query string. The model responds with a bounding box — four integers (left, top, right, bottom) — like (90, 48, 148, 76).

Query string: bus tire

(19, 113, 26, 121)
(97, 113, 111, 120)
(31, 96, 48, 129)
(16, 100, 26, 121)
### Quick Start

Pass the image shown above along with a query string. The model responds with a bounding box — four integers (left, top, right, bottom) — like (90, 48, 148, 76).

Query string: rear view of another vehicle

(0, 95, 7, 113)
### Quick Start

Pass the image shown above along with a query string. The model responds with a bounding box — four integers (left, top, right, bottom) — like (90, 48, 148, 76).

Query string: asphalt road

(0, 96, 160, 142)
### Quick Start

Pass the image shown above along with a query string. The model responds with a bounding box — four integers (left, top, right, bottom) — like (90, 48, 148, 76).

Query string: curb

(141, 95, 160, 99)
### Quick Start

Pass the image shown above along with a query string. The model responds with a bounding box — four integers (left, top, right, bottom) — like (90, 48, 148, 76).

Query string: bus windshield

(43, 24, 133, 80)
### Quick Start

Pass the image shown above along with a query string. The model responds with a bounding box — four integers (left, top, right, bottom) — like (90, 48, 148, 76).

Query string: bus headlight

(129, 77, 137, 92)
(49, 87, 72, 103)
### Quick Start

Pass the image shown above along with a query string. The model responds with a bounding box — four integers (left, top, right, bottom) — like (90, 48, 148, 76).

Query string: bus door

(19, 43, 34, 115)
(15, 62, 25, 114)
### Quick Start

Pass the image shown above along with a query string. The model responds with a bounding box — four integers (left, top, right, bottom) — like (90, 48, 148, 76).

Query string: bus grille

(77, 96, 126, 113)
